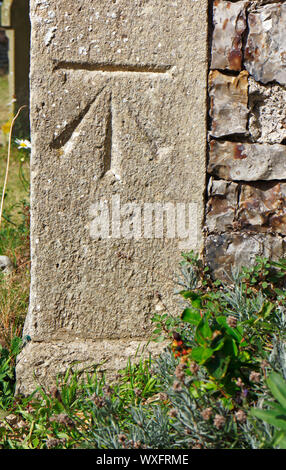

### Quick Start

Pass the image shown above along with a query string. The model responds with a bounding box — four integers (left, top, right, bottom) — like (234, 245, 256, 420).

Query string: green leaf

(216, 316, 244, 343)
(153, 335, 165, 343)
(152, 328, 163, 335)
(272, 430, 286, 449)
(250, 408, 286, 431)
(195, 316, 212, 345)
(10, 336, 23, 356)
(274, 288, 286, 297)
(211, 335, 225, 352)
(190, 346, 214, 364)
(179, 291, 202, 309)
(256, 302, 275, 320)
(266, 372, 286, 409)
(32, 437, 40, 448)
(57, 432, 70, 439)
(181, 308, 201, 326)
(206, 354, 231, 380)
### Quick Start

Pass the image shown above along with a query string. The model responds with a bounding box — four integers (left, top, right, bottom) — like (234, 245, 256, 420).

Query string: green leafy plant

(250, 372, 286, 449)
(0, 337, 23, 409)
(1, 243, 286, 448)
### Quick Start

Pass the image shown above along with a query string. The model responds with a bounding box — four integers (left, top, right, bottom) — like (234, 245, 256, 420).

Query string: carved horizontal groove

(53, 60, 173, 74)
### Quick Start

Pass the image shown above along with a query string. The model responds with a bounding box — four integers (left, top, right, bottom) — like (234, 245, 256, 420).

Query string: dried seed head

(192, 441, 203, 449)
(235, 377, 244, 388)
(249, 371, 261, 383)
(176, 362, 186, 372)
(201, 407, 212, 421)
(90, 393, 106, 408)
(133, 441, 142, 449)
(213, 414, 226, 429)
(227, 315, 237, 328)
(102, 385, 112, 396)
(235, 410, 247, 423)
(118, 433, 127, 444)
(157, 392, 168, 402)
(173, 380, 182, 392)
(46, 438, 64, 449)
(169, 408, 178, 418)
(189, 361, 199, 375)
(50, 414, 74, 428)
(175, 368, 185, 382)
(241, 388, 248, 398)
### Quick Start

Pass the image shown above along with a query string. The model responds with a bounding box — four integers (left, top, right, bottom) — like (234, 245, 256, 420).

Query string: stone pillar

(16, 0, 208, 394)
(1, 0, 30, 136)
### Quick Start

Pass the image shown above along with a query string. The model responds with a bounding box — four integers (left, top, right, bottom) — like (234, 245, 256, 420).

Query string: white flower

(15, 139, 31, 150)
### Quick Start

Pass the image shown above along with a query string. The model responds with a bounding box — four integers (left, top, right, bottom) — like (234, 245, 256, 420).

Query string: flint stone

(0, 256, 14, 275)
(211, 0, 248, 71)
(245, 3, 286, 86)
(206, 180, 286, 235)
(209, 70, 249, 138)
(208, 140, 286, 181)
(206, 178, 238, 232)
(205, 233, 285, 280)
(16, 0, 208, 394)
(239, 182, 286, 235)
(248, 76, 286, 144)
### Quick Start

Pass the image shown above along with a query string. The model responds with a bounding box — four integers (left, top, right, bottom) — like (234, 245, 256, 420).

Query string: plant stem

(0, 106, 27, 231)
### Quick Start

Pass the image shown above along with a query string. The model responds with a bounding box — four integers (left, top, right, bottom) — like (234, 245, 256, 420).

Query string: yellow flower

(1, 117, 13, 135)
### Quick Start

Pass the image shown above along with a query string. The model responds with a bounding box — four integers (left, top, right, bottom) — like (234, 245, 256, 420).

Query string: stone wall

(205, 0, 286, 279)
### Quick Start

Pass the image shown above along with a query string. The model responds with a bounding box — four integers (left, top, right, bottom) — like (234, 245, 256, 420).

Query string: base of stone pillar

(15, 338, 165, 396)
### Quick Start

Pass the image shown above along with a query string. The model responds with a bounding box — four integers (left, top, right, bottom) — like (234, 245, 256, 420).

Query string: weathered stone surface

(17, 0, 208, 393)
(16, 339, 163, 396)
(211, 0, 248, 71)
(208, 140, 286, 181)
(209, 70, 249, 138)
(245, 3, 286, 86)
(238, 182, 286, 234)
(206, 178, 238, 232)
(248, 76, 286, 144)
(205, 233, 285, 280)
